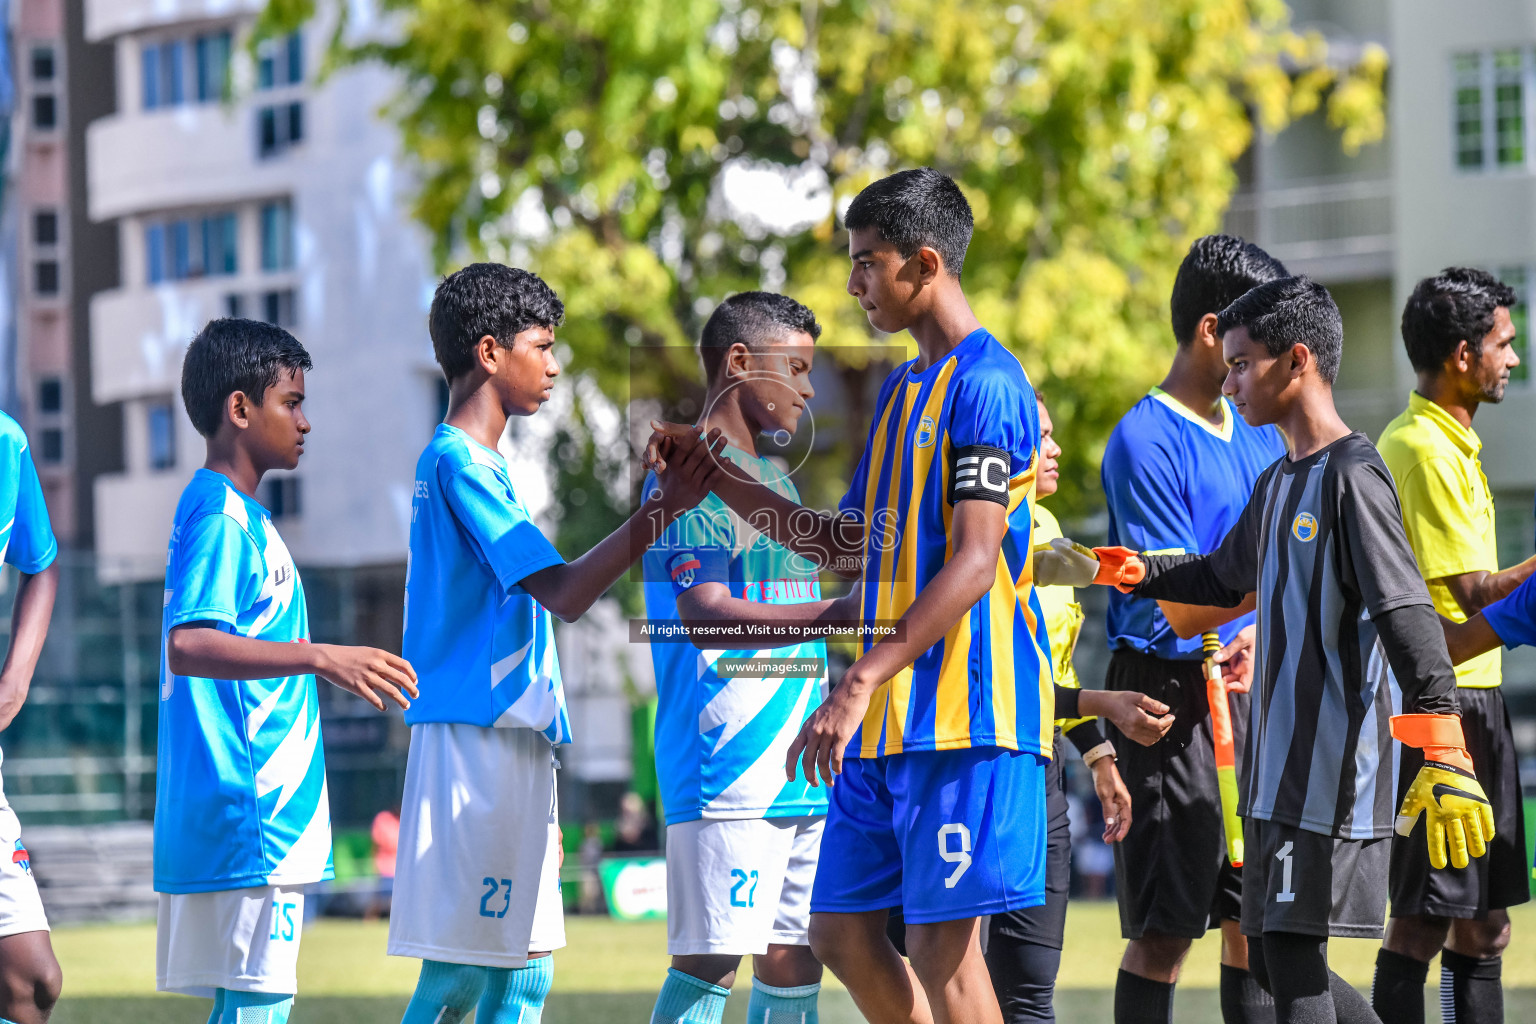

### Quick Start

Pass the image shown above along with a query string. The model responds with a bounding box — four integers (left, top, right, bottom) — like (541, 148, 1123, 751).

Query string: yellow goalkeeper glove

(1391, 714, 1495, 870)
(1032, 537, 1148, 589)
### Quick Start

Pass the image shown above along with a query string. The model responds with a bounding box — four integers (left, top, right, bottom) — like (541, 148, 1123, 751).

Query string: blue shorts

(809, 746, 1047, 924)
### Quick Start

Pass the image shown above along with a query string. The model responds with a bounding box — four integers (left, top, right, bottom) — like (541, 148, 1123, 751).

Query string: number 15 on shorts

(938, 823, 972, 888)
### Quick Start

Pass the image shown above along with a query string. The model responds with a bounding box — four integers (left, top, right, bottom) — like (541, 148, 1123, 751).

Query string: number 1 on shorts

(1275, 841, 1296, 904)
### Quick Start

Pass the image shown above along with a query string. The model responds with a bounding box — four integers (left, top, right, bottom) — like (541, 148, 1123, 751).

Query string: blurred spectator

(578, 823, 606, 914)
(611, 791, 658, 852)
(1068, 791, 1114, 899)
(365, 807, 400, 920)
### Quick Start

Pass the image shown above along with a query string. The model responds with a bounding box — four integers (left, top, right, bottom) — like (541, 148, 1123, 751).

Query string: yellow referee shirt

(1376, 391, 1500, 688)
(1033, 504, 1094, 729)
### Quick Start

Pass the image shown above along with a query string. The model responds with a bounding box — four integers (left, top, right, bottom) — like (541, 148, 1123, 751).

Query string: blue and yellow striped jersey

(838, 328, 1053, 759)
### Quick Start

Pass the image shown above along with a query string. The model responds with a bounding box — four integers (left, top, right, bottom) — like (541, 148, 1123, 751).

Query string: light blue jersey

(155, 469, 333, 894)
(404, 424, 570, 743)
(642, 445, 828, 826)
(0, 412, 56, 575)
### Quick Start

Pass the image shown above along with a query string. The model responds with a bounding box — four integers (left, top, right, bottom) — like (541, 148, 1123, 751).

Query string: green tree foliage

(263, 0, 1384, 523)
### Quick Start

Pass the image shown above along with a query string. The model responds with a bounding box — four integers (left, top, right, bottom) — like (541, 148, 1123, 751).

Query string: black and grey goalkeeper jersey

(1136, 433, 1458, 839)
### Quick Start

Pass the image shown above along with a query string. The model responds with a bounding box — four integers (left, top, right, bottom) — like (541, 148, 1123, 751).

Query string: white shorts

(0, 801, 48, 938)
(387, 723, 565, 969)
(666, 815, 823, 956)
(156, 885, 305, 996)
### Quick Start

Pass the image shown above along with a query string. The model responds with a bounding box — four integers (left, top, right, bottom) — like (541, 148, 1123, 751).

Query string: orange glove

(1091, 546, 1146, 592)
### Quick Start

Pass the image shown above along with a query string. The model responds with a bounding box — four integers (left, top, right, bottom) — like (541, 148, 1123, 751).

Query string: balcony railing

(1223, 176, 1394, 279)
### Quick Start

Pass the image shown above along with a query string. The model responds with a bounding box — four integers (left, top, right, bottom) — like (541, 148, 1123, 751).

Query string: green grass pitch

(47, 901, 1536, 1022)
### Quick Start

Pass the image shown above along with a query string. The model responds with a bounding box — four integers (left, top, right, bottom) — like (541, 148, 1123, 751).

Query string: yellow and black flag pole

(1203, 631, 1244, 867)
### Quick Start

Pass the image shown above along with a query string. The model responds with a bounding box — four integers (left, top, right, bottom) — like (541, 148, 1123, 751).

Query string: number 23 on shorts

(938, 823, 972, 888)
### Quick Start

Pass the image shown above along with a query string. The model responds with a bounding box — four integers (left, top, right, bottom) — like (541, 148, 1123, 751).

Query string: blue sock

(400, 959, 488, 1024)
(650, 968, 730, 1024)
(219, 991, 293, 1024)
(206, 989, 227, 1024)
(477, 954, 555, 1023)
(747, 978, 820, 1024)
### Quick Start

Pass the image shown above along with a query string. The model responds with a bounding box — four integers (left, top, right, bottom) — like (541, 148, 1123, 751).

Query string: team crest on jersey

(1292, 511, 1318, 542)
(916, 416, 937, 448)
(668, 552, 702, 588)
(12, 840, 29, 875)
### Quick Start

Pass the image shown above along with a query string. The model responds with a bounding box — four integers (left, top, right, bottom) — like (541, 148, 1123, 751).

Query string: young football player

(389, 264, 718, 1024)
(1086, 277, 1494, 1024)
(1099, 234, 1289, 1024)
(0, 410, 62, 1024)
(1372, 268, 1533, 1024)
(651, 167, 1052, 1024)
(641, 291, 829, 1024)
(156, 319, 419, 1024)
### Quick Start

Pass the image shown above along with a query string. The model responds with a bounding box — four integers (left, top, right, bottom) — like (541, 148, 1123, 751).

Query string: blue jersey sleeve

(166, 514, 263, 630)
(5, 441, 56, 573)
(442, 462, 564, 593)
(945, 368, 1038, 482)
(1102, 430, 1200, 556)
(658, 504, 733, 597)
(1483, 575, 1536, 650)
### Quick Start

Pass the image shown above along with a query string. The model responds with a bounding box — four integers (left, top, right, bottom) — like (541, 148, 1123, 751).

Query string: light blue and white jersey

(0, 411, 58, 803)
(155, 469, 333, 893)
(0, 412, 57, 576)
(642, 445, 829, 826)
(403, 424, 570, 743)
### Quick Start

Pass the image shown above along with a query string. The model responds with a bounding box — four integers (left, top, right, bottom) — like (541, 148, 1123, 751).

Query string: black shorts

(1104, 649, 1244, 940)
(1240, 817, 1389, 939)
(1389, 685, 1530, 919)
(886, 738, 1071, 956)
(989, 736, 1071, 950)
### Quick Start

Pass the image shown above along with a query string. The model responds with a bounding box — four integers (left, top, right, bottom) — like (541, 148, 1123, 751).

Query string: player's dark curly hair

(1170, 235, 1289, 346)
(429, 263, 565, 383)
(844, 168, 973, 278)
(182, 318, 313, 438)
(698, 291, 821, 384)
(1400, 267, 1519, 373)
(1216, 276, 1343, 385)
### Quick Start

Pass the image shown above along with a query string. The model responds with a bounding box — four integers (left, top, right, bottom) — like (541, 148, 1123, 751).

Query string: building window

(145, 211, 238, 283)
(146, 401, 176, 470)
(1455, 49, 1536, 172)
(143, 30, 232, 110)
(225, 294, 244, 319)
(38, 378, 62, 414)
(32, 94, 55, 130)
(34, 210, 57, 246)
(39, 429, 63, 465)
(261, 200, 294, 271)
(263, 477, 302, 520)
(194, 32, 231, 102)
(261, 289, 297, 328)
(34, 261, 59, 296)
(1497, 266, 1531, 384)
(30, 46, 54, 82)
(257, 32, 304, 90)
(257, 102, 304, 158)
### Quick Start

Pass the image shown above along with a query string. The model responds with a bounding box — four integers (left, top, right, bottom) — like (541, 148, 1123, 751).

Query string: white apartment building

(83, 0, 440, 579)
(1231, 0, 1536, 690)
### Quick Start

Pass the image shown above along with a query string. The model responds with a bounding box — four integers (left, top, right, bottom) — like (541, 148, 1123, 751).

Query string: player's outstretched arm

(166, 625, 418, 712)
(1158, 593, 1257, 640)
(0, 564, 58, 732)
(646, 421, 864, 579)
(1434, 552, 1536, 615)
(1440, 612, 1503, 666)
(786, 498, 1006, 786)
(521, 428, 727, 623)
(675, 586, 855, 651)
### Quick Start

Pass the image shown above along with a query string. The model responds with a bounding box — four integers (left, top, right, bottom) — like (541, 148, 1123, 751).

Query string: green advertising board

(600, 856, 667, 921)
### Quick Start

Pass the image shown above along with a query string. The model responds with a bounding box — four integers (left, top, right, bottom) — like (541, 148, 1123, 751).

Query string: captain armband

(950, 445, 1011, 506)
